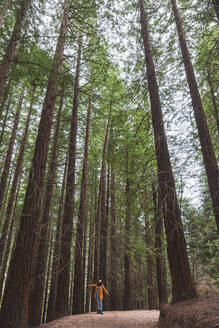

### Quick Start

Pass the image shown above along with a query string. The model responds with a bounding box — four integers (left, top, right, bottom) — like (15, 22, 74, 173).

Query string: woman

(88, 278, 109, 314)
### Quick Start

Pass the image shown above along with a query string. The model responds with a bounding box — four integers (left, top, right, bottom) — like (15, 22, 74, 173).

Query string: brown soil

(37, 310, 159, 328)
(158, 297, 219, 328)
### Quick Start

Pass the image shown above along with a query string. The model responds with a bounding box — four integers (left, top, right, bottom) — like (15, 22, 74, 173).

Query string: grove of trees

(0, 0, 218, 327)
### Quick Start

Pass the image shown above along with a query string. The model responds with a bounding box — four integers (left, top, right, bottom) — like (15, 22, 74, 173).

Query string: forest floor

(37, 310, 159, 328)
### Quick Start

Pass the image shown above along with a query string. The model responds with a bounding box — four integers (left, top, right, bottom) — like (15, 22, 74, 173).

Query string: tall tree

(138, 0, 196, 302)
(72, 86, 93, 314)
(152, 181, 168, 307)
(0, 0, 32, 101)
(123, 149, 132, 310)
(46, 156, 68, 323)
(28, 87, 64, 327)
(55, 35, 82, 319)
(0, 1, 70, 326)
(170, 0, 219, 233)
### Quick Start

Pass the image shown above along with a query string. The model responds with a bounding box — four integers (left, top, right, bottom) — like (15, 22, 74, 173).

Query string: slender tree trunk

(55, 36, 82, 319)
(72, 86, 92, 314)
(0, 77, 12, 122)
(46, 157, 68, 322)
(0, 93, 12, 148)
(206, 68, 219, 134)
(0, 0, 32, 101)
(152, 182, 168, 307)
(110, 161, 118, 311)
(99, 103, 112, 284)
(171, 0, 219, 233)
(0, 2, 69, 326)
(85, 205, 94, 313)
(145, 215, 158, 309)
(0, 0, 11, 28)
(0, 89, 24, 212)
(0, 175, 22, 301)
(213, 0, 219, 20)
(123, 150, 131, 310)
(0, 88, 34, 266)
(42, 228, 53, 324)
(28, 88, 64, 327)
(139, 0, 196, 303)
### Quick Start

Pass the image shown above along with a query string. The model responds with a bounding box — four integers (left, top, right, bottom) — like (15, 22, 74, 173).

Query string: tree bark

(171, 0, 219, 233)
(0, 88, 24, 212)
(0, 0, 32, 101)
(0, 0, 11, 28)
(152, 182, 168, 307)
(139, 0, 196, 303)
(46, 156, 68, 322)
(0, 1, 69, 326)
(28, 88, 64, 327)
(55, 36, 82, 319)
(110, 160, 119, 311)
(72, 86, 92, 314)
(0, 93, 12, 148)
(123, 150, 132, 310)
(145, 215, 158, 310)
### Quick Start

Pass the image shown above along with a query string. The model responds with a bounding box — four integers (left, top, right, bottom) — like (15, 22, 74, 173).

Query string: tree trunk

(123, 150, 131, 310)
(171, 0, 219, 233)
(139, 0, 196, 303)
(46, 156, 68, 322)
(85, 204, 94, 313)
(0, 1, 69, 326)
(28, 88, 64, 327)
(99, 103, 112, 284)
(110, 161, 119, 311)
(0, 93, 12, 149)
(206, 68, 219, 134)
(0, 0, 32, 101)
(145, 215, 158, 310)
(55, 36, 82, 319)
(72, 86, 92, 314)
(0, 0, 11, 28)
(213, 0, 219, 20)
(0, 89, 24, 212)
(0, 88, 34, 267)
(152, 182, 168, 307)
(0, 175, 21, 300)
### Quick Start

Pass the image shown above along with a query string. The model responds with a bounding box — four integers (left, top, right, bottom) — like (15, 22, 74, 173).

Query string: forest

(0, 0, 218, 327)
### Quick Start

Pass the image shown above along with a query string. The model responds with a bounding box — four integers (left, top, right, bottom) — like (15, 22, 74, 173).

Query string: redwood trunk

(72, 87, 92, 314)
(0, 0, 32, 100)
(55, 36, 82, 319)
(139, 0, 196, 303)
(0, 89, 24, 212)
(123, 150, 131, 310)
(28, 89, 64, 327)
(171, 0, 219, 233)
(110, 161, 118, 311)
(152, 182, 168, 307)
(46, 157, 68, 322)
(0, 2, 69, 326)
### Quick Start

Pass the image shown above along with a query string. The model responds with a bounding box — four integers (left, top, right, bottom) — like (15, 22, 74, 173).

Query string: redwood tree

(138, 0, 196, 303)
(55, 36, 82, 319)
(171, 0, 219, 233)
(72, 86, 93, 314)
(0, 1, 70, 326)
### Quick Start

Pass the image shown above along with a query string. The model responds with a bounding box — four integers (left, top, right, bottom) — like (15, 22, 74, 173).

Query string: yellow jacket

(88, 283, 109, 300)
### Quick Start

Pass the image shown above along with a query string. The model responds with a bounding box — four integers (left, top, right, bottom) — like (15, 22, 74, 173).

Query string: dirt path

(38, 310, 159, 328)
